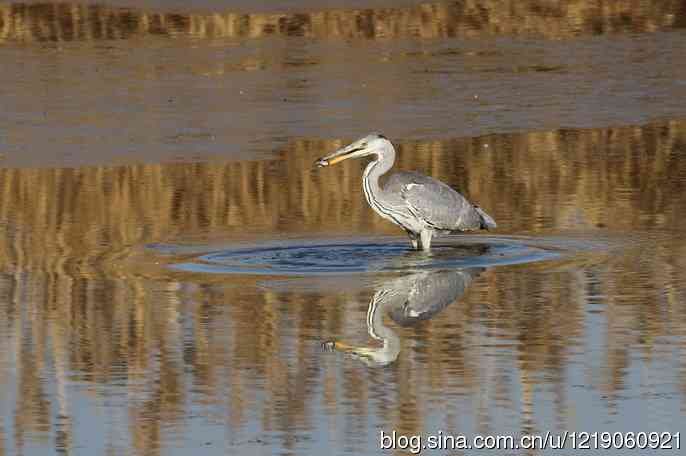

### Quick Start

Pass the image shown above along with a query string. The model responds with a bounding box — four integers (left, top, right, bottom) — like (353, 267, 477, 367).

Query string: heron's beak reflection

(322, 340, 355, 352)
(322, 340, 382, 365)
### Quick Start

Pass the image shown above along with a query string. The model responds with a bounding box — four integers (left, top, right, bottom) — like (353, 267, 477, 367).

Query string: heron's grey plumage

(323, 268, 483, 366)
(388, 172, 484, 231)
(315, 133, 496, 250)
(387, 268, 482, 326)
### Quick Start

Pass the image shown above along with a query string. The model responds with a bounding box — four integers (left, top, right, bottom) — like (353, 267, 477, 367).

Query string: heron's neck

(334, 287, 402, 367)
(367, 289, 400, 352)
(363, 144, 396, 196)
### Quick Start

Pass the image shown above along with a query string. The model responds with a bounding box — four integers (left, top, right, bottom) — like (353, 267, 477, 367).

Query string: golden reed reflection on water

(0, 120, 685, 453)
(0, 0, 685, 43)
(1, 119, 685, 271)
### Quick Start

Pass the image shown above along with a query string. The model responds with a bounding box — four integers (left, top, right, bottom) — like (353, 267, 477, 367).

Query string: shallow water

(1, 1, 686, 455)
(161, 235, 574, 275)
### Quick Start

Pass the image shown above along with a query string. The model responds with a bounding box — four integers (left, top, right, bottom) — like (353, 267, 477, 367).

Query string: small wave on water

(147, 235, 602, 277)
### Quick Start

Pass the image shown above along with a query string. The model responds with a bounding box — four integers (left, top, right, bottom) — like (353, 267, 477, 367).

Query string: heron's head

(322, 340, 399, 367)
(315, 132, 390, 168)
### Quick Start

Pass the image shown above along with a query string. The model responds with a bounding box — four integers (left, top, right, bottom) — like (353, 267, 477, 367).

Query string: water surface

(1, 1, 686, 455)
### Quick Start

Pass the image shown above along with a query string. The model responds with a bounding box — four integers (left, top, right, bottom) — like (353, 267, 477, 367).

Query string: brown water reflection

(1, 120, 685, 271)
(3, 1, 686, 168)
(0, 120, 685, 455)
(2, 0, 686, 454)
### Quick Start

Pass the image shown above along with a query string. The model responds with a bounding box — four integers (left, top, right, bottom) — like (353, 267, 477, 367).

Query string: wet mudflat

(1, 1, 686, 455)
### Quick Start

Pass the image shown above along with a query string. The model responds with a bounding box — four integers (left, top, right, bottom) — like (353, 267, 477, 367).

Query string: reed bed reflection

(1, 120, 685, 270)
(0, 120, 685, 454)
(1, 0, 685, 44)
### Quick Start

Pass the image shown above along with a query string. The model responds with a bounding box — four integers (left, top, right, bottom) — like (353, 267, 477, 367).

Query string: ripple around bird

(155, 235, 601, 277)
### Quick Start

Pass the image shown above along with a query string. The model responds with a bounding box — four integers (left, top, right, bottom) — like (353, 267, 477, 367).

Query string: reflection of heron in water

(315, 133, 496, 251)
(323, 268, 483, 367)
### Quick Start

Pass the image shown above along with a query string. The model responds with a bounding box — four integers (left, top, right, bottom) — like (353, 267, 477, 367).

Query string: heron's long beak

(322, 340, 356, 352)
(322, 340, 392, 366)
(323, 340, 379, 357)
(314, 143, 365, 168)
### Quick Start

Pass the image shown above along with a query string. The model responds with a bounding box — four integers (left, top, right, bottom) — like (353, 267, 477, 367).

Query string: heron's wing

(388, 269, 484, 326)
(387, 172, 481, 231)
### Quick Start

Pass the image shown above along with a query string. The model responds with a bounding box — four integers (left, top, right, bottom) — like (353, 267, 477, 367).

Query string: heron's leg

(420, 230, 433, 250)
(406, 231, 420, 250)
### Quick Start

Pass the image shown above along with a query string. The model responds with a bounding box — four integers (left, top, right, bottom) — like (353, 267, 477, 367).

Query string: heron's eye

(378, 134, 387, 140)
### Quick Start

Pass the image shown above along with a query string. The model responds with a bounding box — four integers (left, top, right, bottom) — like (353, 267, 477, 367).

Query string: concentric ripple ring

(153, 235, 596, 276)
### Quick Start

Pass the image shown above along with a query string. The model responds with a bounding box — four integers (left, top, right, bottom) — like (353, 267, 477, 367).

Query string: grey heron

(323, 268, 483, 367)
(315, 133, 496, 250)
